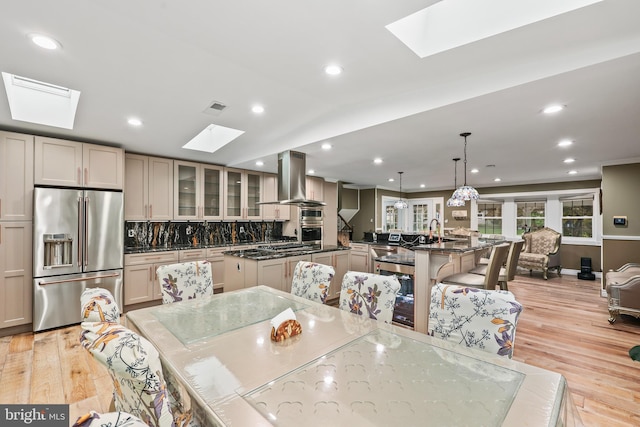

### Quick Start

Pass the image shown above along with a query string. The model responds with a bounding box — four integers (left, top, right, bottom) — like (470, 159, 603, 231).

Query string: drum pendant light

(394, 171, 408, 209)
(451, 132, 479, 201)
(447, 158, 465, 207)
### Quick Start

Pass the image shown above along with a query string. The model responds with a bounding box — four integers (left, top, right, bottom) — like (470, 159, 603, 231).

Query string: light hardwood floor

(0, 273, 639, 426)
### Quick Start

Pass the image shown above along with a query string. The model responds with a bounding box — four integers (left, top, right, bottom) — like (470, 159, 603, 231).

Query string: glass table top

(152, 287, 311, 344)
(243, 329, 525, 426)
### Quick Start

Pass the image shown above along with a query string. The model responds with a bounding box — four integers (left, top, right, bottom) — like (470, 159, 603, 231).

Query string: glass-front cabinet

(224, 168, 262, 220)
(174, 160, 223, 220)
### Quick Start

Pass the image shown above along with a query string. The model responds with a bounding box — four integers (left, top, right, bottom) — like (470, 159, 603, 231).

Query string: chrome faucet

(429, 219, 442, 243)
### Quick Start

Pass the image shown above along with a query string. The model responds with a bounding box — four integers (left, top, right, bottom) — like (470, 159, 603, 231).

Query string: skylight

(182, 124, 245, 153)
(2, 72, 81, 129)
(386, 0, 604, 58)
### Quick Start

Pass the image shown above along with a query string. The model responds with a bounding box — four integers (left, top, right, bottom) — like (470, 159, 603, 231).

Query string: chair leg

(499, 280, 508, 291)
(608, 308, 619, 324)
(557, 266, 562, 277)
(543, 268, 548, 280)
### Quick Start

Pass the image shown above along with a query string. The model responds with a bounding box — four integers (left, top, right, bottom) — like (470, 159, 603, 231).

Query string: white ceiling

(1, 0, 640, 192)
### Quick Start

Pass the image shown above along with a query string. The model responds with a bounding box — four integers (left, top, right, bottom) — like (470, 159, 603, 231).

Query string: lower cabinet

(280, 255, 312, 293)
(207, 247, 226, 292)
(124, 251, 178, 305)
(223, 254, 314, 293)
(311, 250, 350, 301)
(349, 243, 370, 273)
(0, 221, 32, 329)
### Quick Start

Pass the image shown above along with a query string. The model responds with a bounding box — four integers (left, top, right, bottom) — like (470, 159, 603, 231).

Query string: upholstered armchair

(517, 227, 562, 280)
(607, 272, 640, 324)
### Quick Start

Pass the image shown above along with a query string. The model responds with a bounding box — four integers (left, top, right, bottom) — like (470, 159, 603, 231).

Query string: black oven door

(300, 225, 322, 243)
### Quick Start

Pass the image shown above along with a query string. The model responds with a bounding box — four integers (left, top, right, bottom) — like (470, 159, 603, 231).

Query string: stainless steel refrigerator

(33, 187, 123, 331)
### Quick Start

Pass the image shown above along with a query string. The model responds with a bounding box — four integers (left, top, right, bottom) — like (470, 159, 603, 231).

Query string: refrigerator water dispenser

(43, 234, 73, 268)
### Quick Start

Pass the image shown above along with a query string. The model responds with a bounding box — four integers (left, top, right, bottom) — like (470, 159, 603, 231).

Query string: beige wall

(561, 244, 601, 272)
(601, 163, 640, 276)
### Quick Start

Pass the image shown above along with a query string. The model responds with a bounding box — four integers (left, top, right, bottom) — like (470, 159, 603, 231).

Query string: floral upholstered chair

(290, 261, 335, 304)
(428, 283, 523, 359)
(72, 411, 148, 427)
(339, 271, 401, 324)
(80, 287, 121, 323)
(156, 261, 213, 304)
(517, 227, 562, 280)
(80, 322, 198, 427)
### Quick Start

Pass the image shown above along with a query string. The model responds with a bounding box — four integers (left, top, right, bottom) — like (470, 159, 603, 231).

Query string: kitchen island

(224, 244, 350, 299)
(412, 236, 506, 333)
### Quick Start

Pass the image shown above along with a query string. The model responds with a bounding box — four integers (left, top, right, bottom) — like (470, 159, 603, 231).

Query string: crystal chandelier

(451, 132, 479, 201)
(447, 158, 465, 207)
(394, 171, 408, 209)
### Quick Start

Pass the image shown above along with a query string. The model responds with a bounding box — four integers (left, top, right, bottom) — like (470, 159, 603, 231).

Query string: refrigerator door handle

(37, 272, 121, 286)
(77, 196, 83, 267)
(84, 196, 89, 267)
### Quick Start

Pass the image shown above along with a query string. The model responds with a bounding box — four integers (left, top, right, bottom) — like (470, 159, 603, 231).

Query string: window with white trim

(516, 201, 545, 235)
(561, 197, 593, 238)
(381, 196, 444, 233)
(477, 202, 502, 235)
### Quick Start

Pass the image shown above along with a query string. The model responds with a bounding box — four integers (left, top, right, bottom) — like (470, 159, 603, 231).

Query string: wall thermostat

(613, 216, 627, 226)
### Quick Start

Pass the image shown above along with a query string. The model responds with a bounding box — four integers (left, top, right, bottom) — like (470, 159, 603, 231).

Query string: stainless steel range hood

(258, 150, 326, 207)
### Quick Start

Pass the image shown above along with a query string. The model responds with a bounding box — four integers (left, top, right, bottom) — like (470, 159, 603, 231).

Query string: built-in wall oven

(299, 207, 323, 245)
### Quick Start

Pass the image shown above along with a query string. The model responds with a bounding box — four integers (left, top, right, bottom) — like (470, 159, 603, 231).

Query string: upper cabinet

(224, 168, 262, 221)
(306, 176, 324, 201)
(125, 154, 173, 221)
(174, 161, 224, 221)
(262, 173, 290, 221)
(0, 131, 34, 221)
(34, 136, 123, 189)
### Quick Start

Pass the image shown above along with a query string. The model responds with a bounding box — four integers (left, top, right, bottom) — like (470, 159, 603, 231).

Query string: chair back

(483, 243, 510, 288)
(80, 323, 177, 427)
(428, 283, 523, 358)
(156, 261, 213, 304)
(290, 261, 335, 304)
(504, 240, 525, 281)
(81, 287, 120, 323)
(339, 271, 401, 324)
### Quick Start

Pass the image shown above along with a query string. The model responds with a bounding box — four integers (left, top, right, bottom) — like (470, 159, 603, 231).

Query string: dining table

(125, 285, 581, 427)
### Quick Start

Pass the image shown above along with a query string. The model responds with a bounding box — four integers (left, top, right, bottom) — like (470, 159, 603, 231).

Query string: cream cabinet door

(207, 248, 226, 291)
(124, 153, 149, 220)
(148, 157, 173, 220)
(174, 160, 199, 220)
(257, 258, 287, 292)
(312, 251, 349, 300)
(224, 168, 262, 220)
(83, 143, 124, 189)
(0, 131, 34, 221)
(262, 173, 290, 221)
(34, 136, 83, 187)
(0, 222, 32, 328)
(349, 244, 370, 273)
(306, 176, 324, 201)
(201, 164, 224, 220)
(124, 264, 155, 305)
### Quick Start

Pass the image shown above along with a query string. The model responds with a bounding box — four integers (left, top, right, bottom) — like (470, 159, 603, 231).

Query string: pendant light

(394, 171, 408, 209)
(447, 158, 465, 207)
(451, 132, 479, 201)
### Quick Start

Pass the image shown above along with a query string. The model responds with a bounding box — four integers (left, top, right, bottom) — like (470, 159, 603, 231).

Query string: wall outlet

(128, 230, 135, 238)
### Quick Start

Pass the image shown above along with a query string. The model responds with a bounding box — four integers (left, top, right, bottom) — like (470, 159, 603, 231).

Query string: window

(562, 198, 593, 238)
(516, 201, 545, 235)
(385, 205, 399, 231)
(381, 196, 443, 232)
(477, 202, 502, 234)
(412, 203, 430, 232)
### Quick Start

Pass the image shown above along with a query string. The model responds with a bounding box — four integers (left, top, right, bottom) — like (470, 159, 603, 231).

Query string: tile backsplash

(125, 221, 286, 248)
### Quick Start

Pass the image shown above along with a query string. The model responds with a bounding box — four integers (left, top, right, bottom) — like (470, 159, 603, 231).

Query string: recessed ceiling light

(420, 184, 426, 188)
(252, 105, 264, 114)
(321, 143, 332, 150)
(308, 169, 315, 175)
(563, 158, 575, 164)
(29, 33, 61, 50)
(373, 158, 383, 164)
(494, 178, 501, 182)
(558, 139, 573, 147)
(568, 170, 578, 175)
(470, 168, 479, 173)
(324, 65, 343, 76)
(388, 178, 394, 182)
(543, 104, 565, 114)
(127, 117, 142, 126)
(255, 160, 264, 166)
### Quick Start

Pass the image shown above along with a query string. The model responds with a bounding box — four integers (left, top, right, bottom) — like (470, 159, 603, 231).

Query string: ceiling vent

(203, 101, 227, 116)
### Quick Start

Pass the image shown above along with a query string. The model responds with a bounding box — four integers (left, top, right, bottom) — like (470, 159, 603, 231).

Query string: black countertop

(413, 237, 507, 253)
(223, 245, 350, 261)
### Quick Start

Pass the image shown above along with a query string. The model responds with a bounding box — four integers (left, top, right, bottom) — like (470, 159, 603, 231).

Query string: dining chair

(156, 260, 213, 304)
(468, 240, 525, 290)
(72, 411, 148, 427)
(290, 261, 335, 304)
(79, 321, 198, 427)
(80, 287, 121, 323)
(440, 243, 510, 290)
(428, 283, 523, 358)
(339, 271, 401, 324)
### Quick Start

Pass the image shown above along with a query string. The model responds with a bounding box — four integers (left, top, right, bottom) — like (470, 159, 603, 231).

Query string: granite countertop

(413, 237, 506, 253)
(124, 239, 296, 255)
(223, 244, 350, 261)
